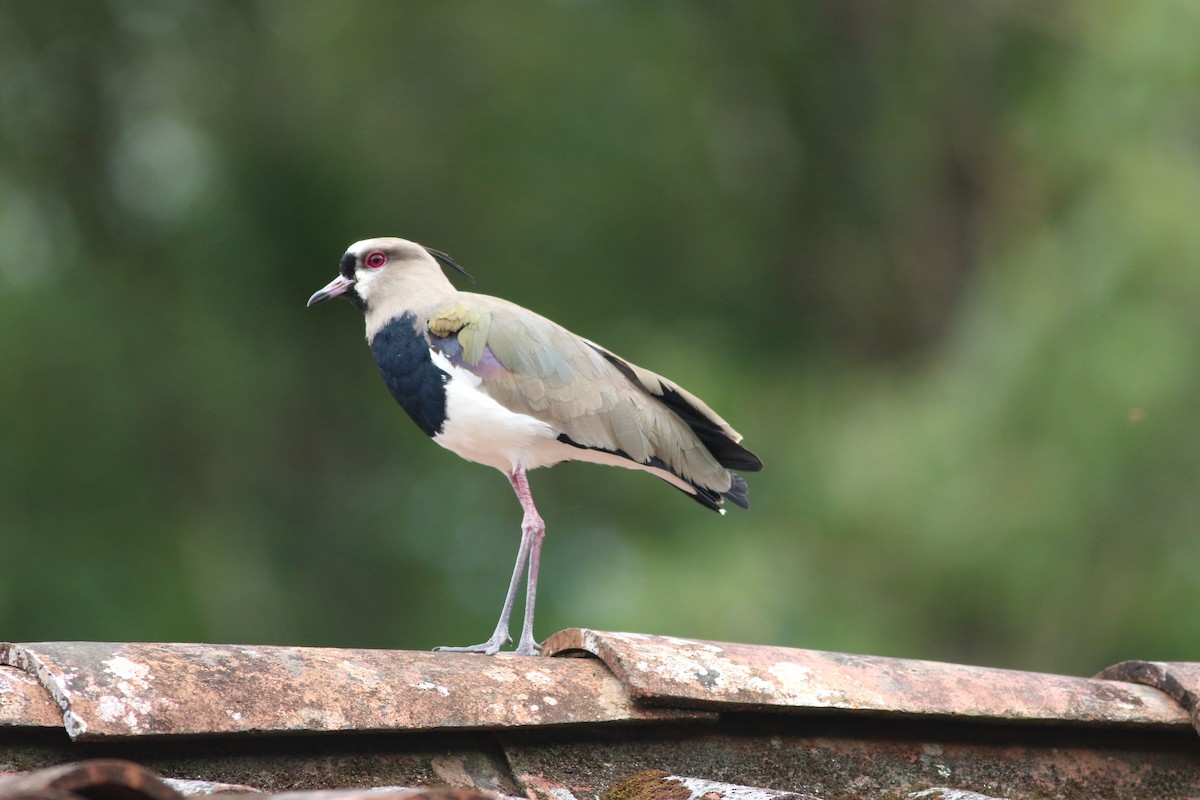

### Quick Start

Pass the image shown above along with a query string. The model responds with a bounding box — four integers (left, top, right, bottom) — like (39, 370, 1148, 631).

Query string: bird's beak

(307, 274, 356, 307)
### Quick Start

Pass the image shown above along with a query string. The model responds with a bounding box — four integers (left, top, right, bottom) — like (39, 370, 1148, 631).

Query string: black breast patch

(369, 314, 449, 437)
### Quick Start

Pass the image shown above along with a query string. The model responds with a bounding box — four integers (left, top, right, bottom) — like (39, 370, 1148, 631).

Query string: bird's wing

(426, 295, 739, 488)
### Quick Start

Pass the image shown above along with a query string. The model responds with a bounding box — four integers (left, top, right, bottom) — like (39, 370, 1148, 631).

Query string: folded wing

(427, 295, 761, 509)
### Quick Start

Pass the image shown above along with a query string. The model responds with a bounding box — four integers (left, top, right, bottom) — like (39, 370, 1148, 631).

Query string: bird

(307, 237, 762, 655)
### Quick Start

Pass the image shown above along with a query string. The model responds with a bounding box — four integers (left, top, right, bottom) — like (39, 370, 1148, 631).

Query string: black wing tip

(722, 473, 751, 509)
(719, 447, 763, 473)
(556, 433, 750, 513)
(683, 472, 751, 512)
(595, 352, 763, 474)
(685, 483, 724, 512)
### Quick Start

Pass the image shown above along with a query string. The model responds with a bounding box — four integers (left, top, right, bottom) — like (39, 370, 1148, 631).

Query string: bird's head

(307, 237, 474, 312)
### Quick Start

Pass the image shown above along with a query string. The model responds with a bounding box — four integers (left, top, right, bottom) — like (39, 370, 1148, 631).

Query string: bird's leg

(433, 501, 535, 656)
(433, 466, 544, 656)
(507, 466, 545, 656)
(434, 525, 531, 655)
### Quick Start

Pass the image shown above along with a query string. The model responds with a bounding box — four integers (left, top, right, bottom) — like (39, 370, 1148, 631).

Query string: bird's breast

(368, 314, 449, 437)
(369, 314, 556, 472)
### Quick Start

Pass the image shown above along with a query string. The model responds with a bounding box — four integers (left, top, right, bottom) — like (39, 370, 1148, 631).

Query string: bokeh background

(1, 2, 1198, 675)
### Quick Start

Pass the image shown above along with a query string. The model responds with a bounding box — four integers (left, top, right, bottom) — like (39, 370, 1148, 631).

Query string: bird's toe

(433, 634, 511, 656)
(433, 643, 500, 655)
(511, 638, 543, 657)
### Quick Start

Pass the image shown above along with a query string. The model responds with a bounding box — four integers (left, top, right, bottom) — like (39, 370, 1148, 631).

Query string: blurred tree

(1, 1, 1198, 674)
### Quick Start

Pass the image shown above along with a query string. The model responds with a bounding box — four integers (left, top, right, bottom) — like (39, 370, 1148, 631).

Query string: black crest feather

(425, 247, 476, 283)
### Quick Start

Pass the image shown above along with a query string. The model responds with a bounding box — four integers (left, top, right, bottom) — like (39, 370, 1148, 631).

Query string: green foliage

(1, 1, 1197, 673)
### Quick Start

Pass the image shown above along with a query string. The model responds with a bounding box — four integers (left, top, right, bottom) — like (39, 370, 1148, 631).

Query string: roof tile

(544, 629, 1192, 728)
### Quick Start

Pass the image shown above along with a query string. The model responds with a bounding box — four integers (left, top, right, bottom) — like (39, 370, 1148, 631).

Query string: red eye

(364, 250, 388, 269)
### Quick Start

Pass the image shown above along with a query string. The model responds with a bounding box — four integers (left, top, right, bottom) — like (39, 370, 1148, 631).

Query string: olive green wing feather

(426, 295, 755, 490)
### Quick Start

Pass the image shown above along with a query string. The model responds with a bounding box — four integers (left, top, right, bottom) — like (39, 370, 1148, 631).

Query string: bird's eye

(364, 250, 388, 270)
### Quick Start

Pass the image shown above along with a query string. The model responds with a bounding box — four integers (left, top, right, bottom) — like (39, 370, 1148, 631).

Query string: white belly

(430, 351, 558, 473)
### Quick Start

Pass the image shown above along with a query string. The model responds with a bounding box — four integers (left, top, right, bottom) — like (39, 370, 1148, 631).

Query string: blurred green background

(1, 2, 1197, 675)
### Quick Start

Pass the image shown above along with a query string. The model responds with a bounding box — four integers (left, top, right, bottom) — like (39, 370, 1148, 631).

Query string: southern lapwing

(308, 237, 762, 655)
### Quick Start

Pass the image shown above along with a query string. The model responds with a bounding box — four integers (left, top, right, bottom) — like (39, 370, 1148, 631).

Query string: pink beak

(307, 274, 356, 307)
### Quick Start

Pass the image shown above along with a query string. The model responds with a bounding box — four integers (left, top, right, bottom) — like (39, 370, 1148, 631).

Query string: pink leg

(433, 465, 545, 656)
(508, 466, 545, 656)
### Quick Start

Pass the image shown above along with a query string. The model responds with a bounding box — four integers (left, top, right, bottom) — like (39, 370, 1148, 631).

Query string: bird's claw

(433, 634, 542, 656)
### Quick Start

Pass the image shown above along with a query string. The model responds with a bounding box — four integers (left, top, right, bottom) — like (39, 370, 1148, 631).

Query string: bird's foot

(511, 637, 542, 657)
(433, 632, 511, 656)
(432, 634, 542, 657)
